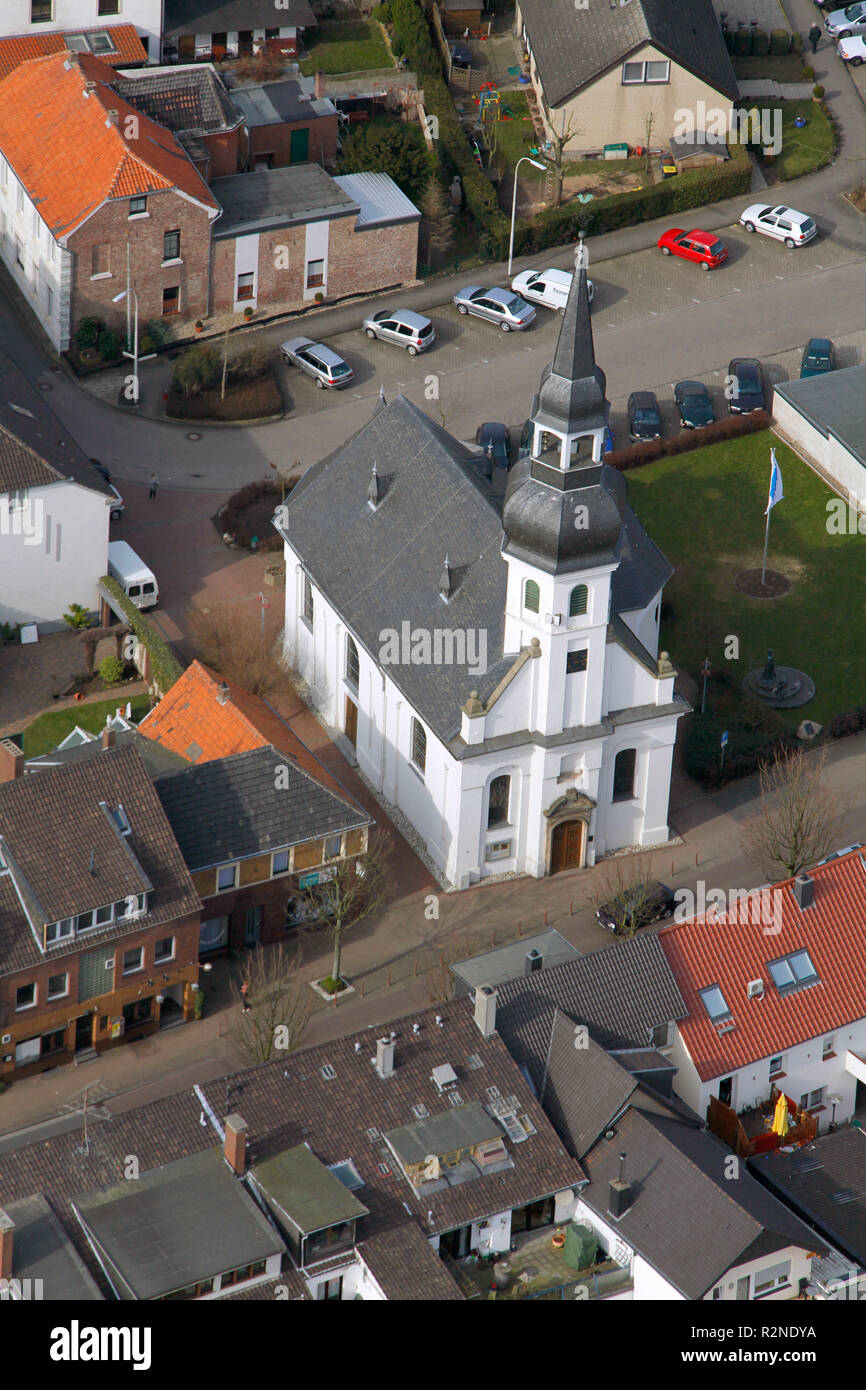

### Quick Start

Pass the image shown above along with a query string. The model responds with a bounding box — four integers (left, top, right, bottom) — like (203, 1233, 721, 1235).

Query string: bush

(63, 602, 92, 630)
(144, 319, 170, 350)
(606, 411, 771, 472)
(98, 655, 125, 684)
(219, 479, 285, 551)
(752, 28, 770, 56)
(827, 708, 866, 738)
(320, 975, 347, 994)
(723, 28, 736, 53)
(99, 327, 120, 361)
(686, 714, 797, 789)
(172, 344, 221, 397)
(801, 65, 815, 81)
(226, 344, 273, 382)
(338, 118, 432, 203)
(102, 577, 184, 695)
(813, 83, 825, 98)
(771, 28, 791, 55)
(75, 317, 103, 351)
(139, 334, 156, 355)
(733, 27, 752, 55)
(373, 0, 392, 19)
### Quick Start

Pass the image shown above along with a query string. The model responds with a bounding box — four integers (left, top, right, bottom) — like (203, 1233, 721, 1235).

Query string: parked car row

(657, 202, 818, 272)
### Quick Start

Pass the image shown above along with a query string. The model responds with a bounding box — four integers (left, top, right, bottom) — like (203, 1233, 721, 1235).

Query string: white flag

(765, 448, 784, 515)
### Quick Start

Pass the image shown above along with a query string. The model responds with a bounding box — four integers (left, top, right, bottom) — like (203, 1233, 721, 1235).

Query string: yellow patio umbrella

(771, 1092, 789, 1137)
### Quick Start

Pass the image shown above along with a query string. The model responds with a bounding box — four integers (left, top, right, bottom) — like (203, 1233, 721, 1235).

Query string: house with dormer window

(659, 850, 866, 1134)
(0, 739, 201, 1081)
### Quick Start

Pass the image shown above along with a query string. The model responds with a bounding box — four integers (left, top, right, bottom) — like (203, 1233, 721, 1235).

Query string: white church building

(276, 265, 688, 887)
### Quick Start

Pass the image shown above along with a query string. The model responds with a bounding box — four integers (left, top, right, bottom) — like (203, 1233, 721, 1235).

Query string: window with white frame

(16, 982, 36, 1010)
(324, 834, 342, 860)
(236, 271, 255, 301)
(302, 573, 314, 627)
(154, 936, 175, 964)
(753, 1261, 790, 1297)
(122, 946, 144, 975)
(769, 1054, 783, 1077)
(47, 972, 69, 1000)
(823, 1036, 834, 1058)
(411, 718, 427, 775)
(46, 917, 73, 945)
(217, 864, 238, 891)
(650, 1021, 674, 1049)
(272, 848, 290, 875)
(622, 59, 669, 84)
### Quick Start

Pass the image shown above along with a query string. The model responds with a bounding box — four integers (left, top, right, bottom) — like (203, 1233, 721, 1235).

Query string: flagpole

(760, 504, 772, 586)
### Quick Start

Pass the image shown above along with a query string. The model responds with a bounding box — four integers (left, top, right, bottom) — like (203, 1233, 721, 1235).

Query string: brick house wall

(212, 215, 417, 315)
(201, 127, 245, 179)
(0, 912, 201, 1082)
(67, 187, 215, 338)
(249, 115, 338, 171)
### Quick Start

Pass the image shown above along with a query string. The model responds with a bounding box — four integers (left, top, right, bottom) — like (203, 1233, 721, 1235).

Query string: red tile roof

(0, 51, 217, 238)
(658, 852, 866, 1082)
(138, 660, 363, 808)
(0, 25, 147, 83)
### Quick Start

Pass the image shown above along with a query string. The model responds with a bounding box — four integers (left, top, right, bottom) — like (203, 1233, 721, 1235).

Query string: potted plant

(314, 291, 325, 303)
(243, 306, 254, 319)
(801, 65, 814, 81)
(195, 319, 204, 333)
(813, 83, 825, 102)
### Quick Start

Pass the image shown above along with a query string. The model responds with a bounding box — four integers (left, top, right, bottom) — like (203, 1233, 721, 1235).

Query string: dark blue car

(674, 379, 715, 429)
(800, 337, 835, 378)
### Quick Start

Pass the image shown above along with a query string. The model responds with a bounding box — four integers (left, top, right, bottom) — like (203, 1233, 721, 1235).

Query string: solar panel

(830, 1189, 860, 1204)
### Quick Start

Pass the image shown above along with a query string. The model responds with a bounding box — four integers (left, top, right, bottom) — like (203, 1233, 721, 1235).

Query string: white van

(107, 541, 158, 610)
(510, 267, 594, 312)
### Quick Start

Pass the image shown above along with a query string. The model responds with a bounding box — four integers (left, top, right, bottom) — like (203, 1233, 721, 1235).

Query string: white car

(510, 267, 594, 312)
(739, 203, 817, 247)
(825, 0, 866, 35)
(838, 32, 866, 59)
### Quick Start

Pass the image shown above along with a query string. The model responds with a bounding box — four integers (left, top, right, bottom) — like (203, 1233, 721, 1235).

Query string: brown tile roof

(0, 998, 581, 1300)
(0, 426, 64, 492)
(0, 744, 201, 975)
(220, 1271, 309, 1300)
(0, 25, 147, 83)
(0, 51, 217, 241)
(139, 660, 364, 808)
(658, 850, 866, 1082)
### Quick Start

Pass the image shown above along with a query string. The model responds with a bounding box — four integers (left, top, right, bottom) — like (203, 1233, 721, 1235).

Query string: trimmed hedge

(827, 708, 866, 738)
(752, 29, 770, 57)
(607, 411, 771, 472)
(102, 576, 184, 695)
(770, 28, 791, 55)
(508, 144, 751, 260)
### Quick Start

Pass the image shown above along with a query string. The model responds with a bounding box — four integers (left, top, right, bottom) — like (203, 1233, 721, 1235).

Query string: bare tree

(546, 111, 582, 207)
(229, 944, 312, 1066)
(643, 112, 656, 174)
(187, 600, 290, 699)
(741, 746, 848, 882)
(593, 854, 663, 937)
(297, 830, 394, 988)
(419, 176, 455, 268)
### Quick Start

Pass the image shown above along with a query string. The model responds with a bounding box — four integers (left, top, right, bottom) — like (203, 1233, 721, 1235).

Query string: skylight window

(768, 949, 818, 992)
(328, 1160, 364, 1191)
(699, 985, 730, 1021)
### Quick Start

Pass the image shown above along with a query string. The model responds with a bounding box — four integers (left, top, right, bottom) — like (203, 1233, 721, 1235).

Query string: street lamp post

(508, 155, 546, 277)
(112, 288, 156, 406)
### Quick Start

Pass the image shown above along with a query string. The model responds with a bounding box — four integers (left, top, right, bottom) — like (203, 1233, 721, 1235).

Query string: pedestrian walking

(809, 24, 821, 54)
(240, 979, 250, 1013)
(148, 472, 158, 500)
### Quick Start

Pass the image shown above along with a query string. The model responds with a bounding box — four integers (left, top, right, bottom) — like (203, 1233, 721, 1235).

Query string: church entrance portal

(550, 819, 584, 874)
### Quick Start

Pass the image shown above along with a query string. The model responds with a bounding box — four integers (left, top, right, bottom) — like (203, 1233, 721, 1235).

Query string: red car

(657, 228, 728, 270)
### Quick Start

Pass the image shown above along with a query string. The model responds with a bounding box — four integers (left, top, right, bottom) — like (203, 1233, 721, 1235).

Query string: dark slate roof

(608, 1048, 677, 1076)
(519, 0, 738, 109)
(229, 77, 335, 127)
(72, 1147, 284, 1300)
(4, 1194, 103, 1300)
(358, 1223, 463, 1300)
(536, 269, 606, 434)
(773, 364, 866, 469)
(220, 1271, 309, 1300)
(612, 505, 673, 612)
(26, 729, 190, 780)
(0, 347, 111, 499)
(580, 1108, 825, 1298)
(112, 67, 244, 136)
(154, 744, 369, 871)
(496, 935, 688, 1090)
(748, 1127, 866, 1267)
(164, 0, 316, 33)
(538, 1011, 637, 1158)
(0, 744, 201, 975)
(212, 164, 357, 237)
(452, 929, 580, 995)
(278, 393, 515, 745)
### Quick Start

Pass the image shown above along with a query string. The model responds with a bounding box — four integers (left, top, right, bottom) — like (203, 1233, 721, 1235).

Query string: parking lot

(273, 216, 859, 452)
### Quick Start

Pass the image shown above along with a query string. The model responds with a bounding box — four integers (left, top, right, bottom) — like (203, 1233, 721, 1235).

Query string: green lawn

(732, 54, 809, 83)
(21, 693, 151, 758)
(757, 100, 835, 180)
(625, 432, 865, 728)
(298, 20, 392, 76)
(478, 90, 538, 172)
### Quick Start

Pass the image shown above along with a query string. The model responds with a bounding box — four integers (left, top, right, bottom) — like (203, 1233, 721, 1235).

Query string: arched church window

(346, 635, 359, 689)
(411, 718, 427, 775)
(487, 775, 510, 829)
(569, 584, 588, 617)
(524, 579, 540, 613)
(612, 748, 636, 802)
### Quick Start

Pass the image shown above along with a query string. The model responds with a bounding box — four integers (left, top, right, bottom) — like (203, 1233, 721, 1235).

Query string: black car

(596, 881, 676, 934)
(727, 357, 764, 414)
(674, 379, 714, 429)
(627, 390, 663, 440)
(475, 422, 510, 465)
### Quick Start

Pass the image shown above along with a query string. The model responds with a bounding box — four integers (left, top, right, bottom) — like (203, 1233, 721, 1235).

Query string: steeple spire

(534, 259, 606, 437)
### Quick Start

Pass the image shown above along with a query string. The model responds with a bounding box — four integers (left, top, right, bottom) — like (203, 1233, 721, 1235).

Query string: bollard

(361, 979, 366, 997)
(492, 929, 497, 945)
(387, 970, 391, 987)
(695, 852, 699, 866)
(440, 951, 444, 966)
(414, 959, 418, 977)
(518, 919, 522, 934)
(544, 909, 548, 925)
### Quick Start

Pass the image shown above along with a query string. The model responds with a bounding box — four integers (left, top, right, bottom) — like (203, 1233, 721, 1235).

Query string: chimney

(224, 1114, 248, 1176)
(0, 738, 25, 782)
(524, 949, 543, 976)
(0, 1208, 13, 1281)
(608, 1152, 632, 1219)
(106, 109, 119, 126)
(474, 984, 497, 1037)
(102, 727, 116, 750)
(217, 681, 230, 706)
(793, 874, 814, 910)
(314, 70, 326, 99)
(375, 1036, 395, 1078)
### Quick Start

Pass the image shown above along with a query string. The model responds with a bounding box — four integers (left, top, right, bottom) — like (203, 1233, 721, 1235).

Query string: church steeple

(500, 239, 626, 577)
